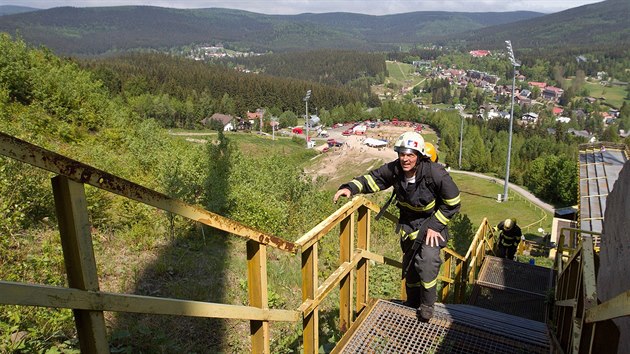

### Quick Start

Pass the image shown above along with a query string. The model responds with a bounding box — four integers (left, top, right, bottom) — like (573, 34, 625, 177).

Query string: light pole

(304, 90, 311, 148)
(458, 114, 464, 169)
(503, 40, 520, 202)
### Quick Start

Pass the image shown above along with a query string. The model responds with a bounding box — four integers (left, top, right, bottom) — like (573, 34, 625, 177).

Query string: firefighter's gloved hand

(425, 228, 444, 248)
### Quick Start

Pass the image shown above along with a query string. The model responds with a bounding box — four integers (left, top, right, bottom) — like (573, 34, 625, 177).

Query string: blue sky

(3, 0, 606, 15)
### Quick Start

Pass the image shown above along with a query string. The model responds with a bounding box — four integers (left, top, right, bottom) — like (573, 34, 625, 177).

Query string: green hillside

(0, 1, 626, 56)
(449, 0, 630, 51)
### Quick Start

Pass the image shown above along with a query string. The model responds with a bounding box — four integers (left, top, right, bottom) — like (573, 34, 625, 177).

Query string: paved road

(448, 169, 555, 213)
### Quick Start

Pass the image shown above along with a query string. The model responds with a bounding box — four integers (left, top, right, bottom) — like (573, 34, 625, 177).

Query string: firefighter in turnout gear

(494, 218, 522, 260)
(333, 131, 461, 322)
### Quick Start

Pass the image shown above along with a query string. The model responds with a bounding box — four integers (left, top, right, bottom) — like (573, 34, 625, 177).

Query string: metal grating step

(476, 256, 553, 295)
(469, 256, 554, 322)
(334, 300, 550, 353)
(469, 285, 547, 322)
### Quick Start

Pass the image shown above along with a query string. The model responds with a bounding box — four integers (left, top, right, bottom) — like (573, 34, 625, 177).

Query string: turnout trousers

(401, 237, 442, 307)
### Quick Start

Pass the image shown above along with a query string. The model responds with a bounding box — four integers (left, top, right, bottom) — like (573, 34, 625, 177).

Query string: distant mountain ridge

(0, 5, 38, 16)
(0, 1, 626, 56)
(0, 5, 542, 55)
(448, 0, 629, 50)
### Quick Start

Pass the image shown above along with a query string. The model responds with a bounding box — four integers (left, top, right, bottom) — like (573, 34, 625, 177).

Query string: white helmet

(394, 132, 426, 156)
(504, 218, 515, 230)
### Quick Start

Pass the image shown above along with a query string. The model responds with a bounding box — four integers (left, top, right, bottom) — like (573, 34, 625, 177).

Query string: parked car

(327, 139, 344, 147)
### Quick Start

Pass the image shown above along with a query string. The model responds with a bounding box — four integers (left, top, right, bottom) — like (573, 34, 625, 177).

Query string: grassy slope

(385, 61, 426, 88)
(564, 77, 629, 108)
(450, 173, 552, 234)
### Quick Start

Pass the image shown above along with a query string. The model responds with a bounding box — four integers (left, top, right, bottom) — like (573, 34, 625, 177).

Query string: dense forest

(225, 49, 387, 93)
(79, 52, 374, 128)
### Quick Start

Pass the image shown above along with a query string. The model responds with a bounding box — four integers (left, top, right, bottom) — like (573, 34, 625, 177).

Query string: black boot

(403, 286, 421, 308)
(417, 286, 437, 322)
(418, 304, 434, 322)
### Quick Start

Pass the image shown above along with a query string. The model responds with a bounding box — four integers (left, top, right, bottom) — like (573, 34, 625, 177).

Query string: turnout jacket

(339, 159, 461, 241)
(496, 221, 522, 247)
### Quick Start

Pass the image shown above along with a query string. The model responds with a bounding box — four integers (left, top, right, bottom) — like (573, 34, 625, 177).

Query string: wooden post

(247, 240, 269, 353)
(339, 214, 354, 332)
(51, 176, 109, 354)
(355, 206, 370, 315)
(454, 260, 463, 303)
(302, 244, 318, 354)
(440, 253, 452, 302)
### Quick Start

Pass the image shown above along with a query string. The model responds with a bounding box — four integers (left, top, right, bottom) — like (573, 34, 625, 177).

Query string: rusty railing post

(247, 240, 269, 353)
(355, 206, 370, 315)
(52, 176, 109, 354)
(339, 213, 354, 332)
(440, 253, 452, 302)
(302, 243, 318, 353)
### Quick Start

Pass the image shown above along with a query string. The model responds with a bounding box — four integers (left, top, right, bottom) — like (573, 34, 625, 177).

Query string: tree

(572, 70, 586, 92)
(448, 213, 475, 256)
(524, 154, 576, 206)
(601, 125, 620, 142)
(217, 93, 236, 115)
(277, 110, 296, 128)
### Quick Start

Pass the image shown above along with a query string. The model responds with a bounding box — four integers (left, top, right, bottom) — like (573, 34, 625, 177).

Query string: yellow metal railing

(0, 132, 300, 353)
(551, 227, 629, 353)
(0, 131, 501, 353)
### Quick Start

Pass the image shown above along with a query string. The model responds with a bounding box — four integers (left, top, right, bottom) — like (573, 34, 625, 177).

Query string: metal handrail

(551, 227, 627, 353)
(0, 132, 466, 353)
(0, 131, 517, 353)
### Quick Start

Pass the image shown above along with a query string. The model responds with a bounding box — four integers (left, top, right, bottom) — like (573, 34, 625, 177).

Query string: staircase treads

(335, 300, 549, 353)
(476, 256, 553, 296)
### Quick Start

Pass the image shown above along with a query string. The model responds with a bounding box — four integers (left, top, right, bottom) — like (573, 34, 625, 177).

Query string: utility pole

(503, 40, 520, 202)
(304, 90, 311, 148)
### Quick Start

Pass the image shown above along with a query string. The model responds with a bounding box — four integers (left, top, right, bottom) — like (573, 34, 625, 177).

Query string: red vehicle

(327, 139, 344, 147)
(342, 130, 352, 136)
(292, 127, 303, 134)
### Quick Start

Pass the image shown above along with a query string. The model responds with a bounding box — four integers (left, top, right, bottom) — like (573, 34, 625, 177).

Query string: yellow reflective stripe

(444, 194, 461, 206)
(422, 277, 438, 289)
(350, 180, 363, 192)
(400, 230, 419, 241)
(365, 175, 380, 192)
(398, 199, 435, 212)
(435, 210, 449, 225)
(407, 281, 423, 288)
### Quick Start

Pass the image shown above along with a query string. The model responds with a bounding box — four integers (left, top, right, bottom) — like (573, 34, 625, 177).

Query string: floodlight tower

(503, 40, 521, 202)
